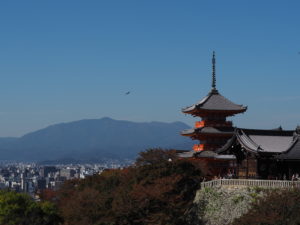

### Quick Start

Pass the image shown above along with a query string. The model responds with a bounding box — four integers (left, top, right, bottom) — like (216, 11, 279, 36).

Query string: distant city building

(40, 166, 57, 177)
(37, 178, 47, 190)
(0, 160, 129, 194)
(60, 168, 76, 179)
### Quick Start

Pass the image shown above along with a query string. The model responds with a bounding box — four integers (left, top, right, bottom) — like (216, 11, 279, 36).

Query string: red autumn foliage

(54, 149, 207, 225)
(39, 189, 57, 201)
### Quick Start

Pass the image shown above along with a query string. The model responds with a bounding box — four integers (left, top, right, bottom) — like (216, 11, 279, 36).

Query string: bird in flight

(125, 91, 130, 95)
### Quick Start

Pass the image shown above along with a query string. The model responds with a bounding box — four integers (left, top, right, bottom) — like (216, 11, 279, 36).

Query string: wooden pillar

(246, 153, 249, 179)
(256, 157, 259, 179)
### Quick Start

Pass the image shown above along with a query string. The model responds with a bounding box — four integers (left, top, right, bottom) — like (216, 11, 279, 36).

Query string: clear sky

(0, 0, 299, 137)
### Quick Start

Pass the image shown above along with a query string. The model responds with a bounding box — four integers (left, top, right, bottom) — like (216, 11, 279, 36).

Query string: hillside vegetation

(53, 149, 206, 225)
(2, 149, 300, 225)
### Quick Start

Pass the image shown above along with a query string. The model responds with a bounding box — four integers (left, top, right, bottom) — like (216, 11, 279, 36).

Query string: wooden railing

(195, 120, 233, 128)
(193, 144, 218, 151)
(201, 179, 300, 189)
(193, 144, 205, 151)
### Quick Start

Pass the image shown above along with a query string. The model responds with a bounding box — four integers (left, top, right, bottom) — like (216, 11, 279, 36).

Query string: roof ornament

(257, 145, 263, 151)
(211, 51, 218, 93)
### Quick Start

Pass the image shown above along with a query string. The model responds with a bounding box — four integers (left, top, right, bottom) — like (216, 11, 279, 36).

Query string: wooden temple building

(179, 52, 300, 180)
(181, 52, 247, 152)
(217, 127, 300, 179)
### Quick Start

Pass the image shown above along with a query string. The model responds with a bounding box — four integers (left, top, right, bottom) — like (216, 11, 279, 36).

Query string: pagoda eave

(183, 108, 247, 117)
(181, 130, 234, 139)
(189, 134, 234, 140)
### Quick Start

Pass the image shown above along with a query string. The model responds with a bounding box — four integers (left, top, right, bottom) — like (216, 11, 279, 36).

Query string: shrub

(0, 190, 61, 225)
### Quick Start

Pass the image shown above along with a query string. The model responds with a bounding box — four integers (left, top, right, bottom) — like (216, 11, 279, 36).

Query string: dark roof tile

(182, 89, 247, 113)
(218, 128, 297, 154)
(181, 126, 234, 136)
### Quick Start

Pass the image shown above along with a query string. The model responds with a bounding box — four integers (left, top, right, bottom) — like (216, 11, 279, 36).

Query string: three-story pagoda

(181, 52, 247, 153)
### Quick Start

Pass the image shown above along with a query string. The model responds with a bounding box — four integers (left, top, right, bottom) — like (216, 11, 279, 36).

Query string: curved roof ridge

(276, 135, 300, 160)
(236, 128, 295, 153)
(195, 91, 214, 106)
(237, 127, 294, 136)
(236, 129, 260, 152)
(216, 133, 237, 153)
(182, 90, 247, 113)
(280, 136, 299, 154)
(215, 91, 247, 108)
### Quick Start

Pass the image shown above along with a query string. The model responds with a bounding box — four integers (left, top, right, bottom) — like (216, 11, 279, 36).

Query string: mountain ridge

(0, 117, 195, 162)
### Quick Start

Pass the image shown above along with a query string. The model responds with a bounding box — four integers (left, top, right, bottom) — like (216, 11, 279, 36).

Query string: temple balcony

(193, 144, 204, 151)
(193, 144, 220, 152)
(195, 120, 233, 128)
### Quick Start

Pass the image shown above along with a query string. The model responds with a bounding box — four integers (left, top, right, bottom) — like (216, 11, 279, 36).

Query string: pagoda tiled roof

(182, 89, 247, 114)
(181, 126, 234, 136)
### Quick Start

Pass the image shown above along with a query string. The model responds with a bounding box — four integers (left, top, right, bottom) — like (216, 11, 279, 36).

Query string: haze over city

(0, 1, 300, 137)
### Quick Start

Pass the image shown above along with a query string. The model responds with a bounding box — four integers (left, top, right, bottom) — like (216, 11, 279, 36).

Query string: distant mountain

(0, 117, 195, 162)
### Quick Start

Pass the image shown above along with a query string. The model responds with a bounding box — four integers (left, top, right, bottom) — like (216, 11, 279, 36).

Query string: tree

(57, 169, 124, 225)
(135, 148, 178, 166)
(56, 149, 206, 225)
(0, 190, 62, 225)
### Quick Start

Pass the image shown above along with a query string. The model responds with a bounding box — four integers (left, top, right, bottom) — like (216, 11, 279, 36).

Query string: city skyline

(0, 1, 300, 136)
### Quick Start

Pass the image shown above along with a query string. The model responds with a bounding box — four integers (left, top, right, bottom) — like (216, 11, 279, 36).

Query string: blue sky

(0, 0, 299, 136)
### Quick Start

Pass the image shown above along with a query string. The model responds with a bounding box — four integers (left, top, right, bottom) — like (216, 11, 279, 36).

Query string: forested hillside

(2, 149, 300, 225)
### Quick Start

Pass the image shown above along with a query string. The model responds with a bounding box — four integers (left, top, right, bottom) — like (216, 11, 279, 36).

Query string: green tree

(0, 190, 62, 225)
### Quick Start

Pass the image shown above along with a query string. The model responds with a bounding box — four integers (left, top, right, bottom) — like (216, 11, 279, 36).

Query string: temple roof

(218, 128, 298, 155)
(181, 126, 234, 136)
(276, 139, 300, 160)
(182, 89, 247, 114)
(182, 52, 247, 115)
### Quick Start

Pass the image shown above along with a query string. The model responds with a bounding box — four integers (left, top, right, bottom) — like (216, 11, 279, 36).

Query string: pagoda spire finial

(212, 51, 216, 90)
